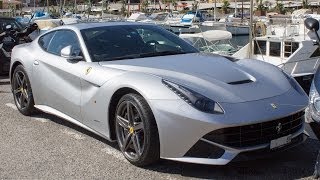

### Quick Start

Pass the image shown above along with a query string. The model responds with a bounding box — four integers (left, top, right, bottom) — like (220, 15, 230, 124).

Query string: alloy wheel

(116, 101, 145, 161)
(13, 70, 30, 110)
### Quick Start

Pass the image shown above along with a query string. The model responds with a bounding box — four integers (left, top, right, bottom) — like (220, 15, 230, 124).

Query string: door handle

(34, 60, 39, 65)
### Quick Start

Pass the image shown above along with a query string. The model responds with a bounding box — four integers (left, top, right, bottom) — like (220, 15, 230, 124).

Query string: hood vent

(228, 79, 253, 85)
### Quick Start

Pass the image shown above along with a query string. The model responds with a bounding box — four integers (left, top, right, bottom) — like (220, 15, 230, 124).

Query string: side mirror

(305, 18, 319, 31)
(60, 45, 83, 61)
(305, 18, 320, 46)
(5, 24, 12, 31)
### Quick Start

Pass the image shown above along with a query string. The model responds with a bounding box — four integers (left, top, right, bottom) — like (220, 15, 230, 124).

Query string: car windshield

(0, 19, 24, 31)
(81, 24, 199, 62)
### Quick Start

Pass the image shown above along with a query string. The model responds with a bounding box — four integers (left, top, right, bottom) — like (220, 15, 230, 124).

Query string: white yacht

(233, 14, 320, 85)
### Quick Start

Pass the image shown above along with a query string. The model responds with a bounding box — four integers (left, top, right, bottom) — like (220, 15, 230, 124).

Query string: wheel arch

(10, 60, 23, 84)
(107, 87, 159, 141)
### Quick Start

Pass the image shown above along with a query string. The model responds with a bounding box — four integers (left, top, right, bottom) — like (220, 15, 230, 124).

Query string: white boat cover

(179, 30, 232, 42)
(127, 13, 147, 22)
(34, 19, 63, 29)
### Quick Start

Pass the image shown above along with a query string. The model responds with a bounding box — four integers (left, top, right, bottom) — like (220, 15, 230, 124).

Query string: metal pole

(101, 0, 104, 18)
(235, 0, 237, 16)
(74, 0, 77, 14)
(249, 0, 253, 58)
(214, 0, 216, 21)
(241, 0, 243, 20)
(47, 0, 49, 12)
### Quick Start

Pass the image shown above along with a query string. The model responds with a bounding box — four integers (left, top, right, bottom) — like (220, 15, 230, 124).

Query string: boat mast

(249, 0, 253, 58)
(101, 0, 104, 18)
(234, 0, 237, 17)
(241, 0, 243, 21)
(214, 0, 216, 21)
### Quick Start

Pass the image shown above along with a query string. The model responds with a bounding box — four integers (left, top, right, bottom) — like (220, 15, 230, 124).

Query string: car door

(32, 30, 86, 121)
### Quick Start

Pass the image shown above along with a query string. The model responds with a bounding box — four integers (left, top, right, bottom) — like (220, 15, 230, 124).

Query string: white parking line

(5, 103, 17, 110)
(101, 147, 127, 162)
(61, 129, 85, 140)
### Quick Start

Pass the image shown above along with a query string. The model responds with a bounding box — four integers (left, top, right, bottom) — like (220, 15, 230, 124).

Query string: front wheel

(115, 93, 160, 166)
(12, 65, 37, 115)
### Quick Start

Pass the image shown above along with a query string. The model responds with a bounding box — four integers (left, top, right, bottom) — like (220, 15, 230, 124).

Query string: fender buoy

(254, 21, 266, 37)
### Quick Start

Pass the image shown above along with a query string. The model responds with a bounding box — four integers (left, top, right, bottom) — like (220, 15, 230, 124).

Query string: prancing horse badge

(85, 67, 92, 75)
(270, 103, 277, 109)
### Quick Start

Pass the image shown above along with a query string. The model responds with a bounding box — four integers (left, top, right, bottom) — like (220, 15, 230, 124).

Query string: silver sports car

(10, 22, 309, 166)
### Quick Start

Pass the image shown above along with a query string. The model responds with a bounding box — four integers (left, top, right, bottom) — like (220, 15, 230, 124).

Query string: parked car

(0, 17, 24, 32)
(0, 17, 38, 75)
(10, 22, 309, 166)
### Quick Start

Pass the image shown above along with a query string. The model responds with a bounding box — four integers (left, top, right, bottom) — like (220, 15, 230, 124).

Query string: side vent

(228, 79, 253, 85)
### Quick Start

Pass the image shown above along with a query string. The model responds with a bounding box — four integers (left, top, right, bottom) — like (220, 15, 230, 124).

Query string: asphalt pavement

(0, 76, 319, 179)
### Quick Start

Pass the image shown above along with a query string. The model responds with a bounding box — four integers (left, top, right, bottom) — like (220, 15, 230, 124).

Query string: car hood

(99, 53, 292, 103)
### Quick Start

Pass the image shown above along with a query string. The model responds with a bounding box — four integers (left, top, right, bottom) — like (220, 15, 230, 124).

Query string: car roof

(0, 17, 15, 20)
(59, 21, 156, 31)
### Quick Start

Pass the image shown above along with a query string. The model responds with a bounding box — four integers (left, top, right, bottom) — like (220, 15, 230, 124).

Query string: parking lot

(0, 75, 319, 179)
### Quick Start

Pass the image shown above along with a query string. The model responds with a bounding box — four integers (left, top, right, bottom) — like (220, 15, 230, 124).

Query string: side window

(38, 32, 55, 51)
(47, 30, 81, 56)
(254, 40, 266, 55)
(284, 42, 299, 57)
(269, 42, 281, 57)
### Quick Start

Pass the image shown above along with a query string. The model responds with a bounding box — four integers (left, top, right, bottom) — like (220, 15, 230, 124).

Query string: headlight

(282, 70, 305, 95)
(162, 79, 224, 114)
(310, 81, 320, 112)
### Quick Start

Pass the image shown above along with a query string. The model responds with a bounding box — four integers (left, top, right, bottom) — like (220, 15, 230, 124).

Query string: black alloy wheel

(115, 93, 159, 166)
(12, 65, 36, 115)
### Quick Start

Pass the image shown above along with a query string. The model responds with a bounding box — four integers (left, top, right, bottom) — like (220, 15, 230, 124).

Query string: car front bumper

(149, 87, 308, 165)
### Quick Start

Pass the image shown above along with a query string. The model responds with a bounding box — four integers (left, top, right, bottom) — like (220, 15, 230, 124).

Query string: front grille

(203, 111, 304, 148)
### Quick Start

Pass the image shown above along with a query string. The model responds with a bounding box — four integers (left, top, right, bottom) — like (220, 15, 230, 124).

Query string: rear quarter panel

(10, 42, 37, 87)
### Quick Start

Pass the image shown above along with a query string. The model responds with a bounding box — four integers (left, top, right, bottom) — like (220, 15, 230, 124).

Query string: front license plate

(270, 135, 292, 149)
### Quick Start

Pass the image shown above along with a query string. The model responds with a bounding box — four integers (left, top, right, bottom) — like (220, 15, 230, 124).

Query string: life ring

(254, 22, 266, 37)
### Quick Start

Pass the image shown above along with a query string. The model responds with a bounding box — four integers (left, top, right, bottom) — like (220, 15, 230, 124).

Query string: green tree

(274, 0, 286, 14)
(192, 0, 199, 11)
(141, 0, 149, 13)
(256, 0, 267, 11)
(221, 0, 230, 14)
(120, 0, 127, 17)
(302, 0, 309, 9)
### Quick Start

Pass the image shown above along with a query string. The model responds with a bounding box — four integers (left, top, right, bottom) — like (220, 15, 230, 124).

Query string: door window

(38, 31, 55, 51)
(47, 30, 81, 56)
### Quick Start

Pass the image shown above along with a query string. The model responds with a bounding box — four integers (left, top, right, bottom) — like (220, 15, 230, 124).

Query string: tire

(11, 65, 37, 116)
(115, 93, 160, 166)
(310, 122, 320, 140)
(0, 51, 10, 75)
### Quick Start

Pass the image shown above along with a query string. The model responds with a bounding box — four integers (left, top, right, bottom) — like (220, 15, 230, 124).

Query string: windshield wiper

(103, 54, 141, 61)
(102, 51, 189, 61)
(139, 51, 187, 58)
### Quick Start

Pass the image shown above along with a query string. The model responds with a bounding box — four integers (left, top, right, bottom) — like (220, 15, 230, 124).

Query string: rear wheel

(115, 93, 160, 166)
(12, 65, 36, 115)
